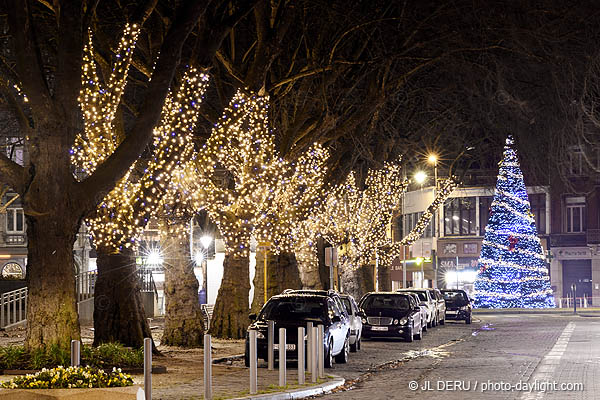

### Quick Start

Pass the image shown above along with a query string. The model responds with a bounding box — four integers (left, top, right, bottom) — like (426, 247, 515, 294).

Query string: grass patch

(0, 343, 143, 370)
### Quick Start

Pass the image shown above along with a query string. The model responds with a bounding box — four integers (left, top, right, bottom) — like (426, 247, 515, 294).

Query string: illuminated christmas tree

(474, 136, 554, 308)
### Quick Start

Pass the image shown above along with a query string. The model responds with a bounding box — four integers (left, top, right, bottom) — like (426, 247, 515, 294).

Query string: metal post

(306, 322, 313, 375)
(311, 327, 318, 383)
(144, 338, 152, 400)
(329, 264, 334, 290)
(268, 320, 275, 370)
(317, 325, 324, 379)
(204, 334, 212, 400)
(249, 330, 258, 394)
(374, 249, 378, 292)
(70, 340, 80, 367)
(402, 246, 407, 288)
(572, 284, 577, 314)
(278, 328, 286, 387)
(298, 327, 305, 385)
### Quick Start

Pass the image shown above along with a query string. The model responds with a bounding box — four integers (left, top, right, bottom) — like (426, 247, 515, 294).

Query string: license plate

(273, 344, 296, 351)
(447, 311, 457, 315)
(371, 326, 388, 331)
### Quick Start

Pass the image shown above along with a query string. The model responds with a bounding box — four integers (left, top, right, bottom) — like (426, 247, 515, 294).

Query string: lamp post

(428, 154, 438, 288)
(200, 235, 213, 304)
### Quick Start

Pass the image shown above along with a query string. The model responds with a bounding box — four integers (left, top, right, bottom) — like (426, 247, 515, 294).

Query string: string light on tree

(473, 136, 554, 309)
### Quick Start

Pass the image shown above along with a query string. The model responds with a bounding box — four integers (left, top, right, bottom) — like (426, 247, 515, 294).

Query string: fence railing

(556, 295, 593, 309)
(76, 270, 97, 302)
(0, 287, 27, 328)
(137, 268, 159, 299)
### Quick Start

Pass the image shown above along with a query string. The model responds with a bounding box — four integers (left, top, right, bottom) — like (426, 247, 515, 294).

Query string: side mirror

(332, 315, 342, 323)
(357, 310, 366, 318)
(248, 313, 257, 321)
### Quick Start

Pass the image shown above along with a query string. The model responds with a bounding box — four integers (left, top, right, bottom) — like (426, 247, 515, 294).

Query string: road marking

(521, 322, 575, 400)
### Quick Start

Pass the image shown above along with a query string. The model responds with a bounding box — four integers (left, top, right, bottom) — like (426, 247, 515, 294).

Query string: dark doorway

(562, 259, 592, 304)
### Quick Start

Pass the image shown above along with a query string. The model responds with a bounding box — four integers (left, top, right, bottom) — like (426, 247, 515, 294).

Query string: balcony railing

(550, 233, 587, 247)
(587, 229, 600, 245)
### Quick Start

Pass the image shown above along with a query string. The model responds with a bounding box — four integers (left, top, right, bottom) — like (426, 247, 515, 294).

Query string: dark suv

(245, 293, 351, 368)
(359, 292, 424, 342)
(441, 289, 472, 324)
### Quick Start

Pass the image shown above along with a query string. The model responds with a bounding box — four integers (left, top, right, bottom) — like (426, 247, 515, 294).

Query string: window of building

(565, 196, 586, 233)
(529, 193, 546, 234)
(397, 212, 434, 240)
(478, 196, 493, 235)
(444, 197, 476, 236)
(567, 147, 584, 176)
(6, 208, 24, 233)
(4, 137, 24, 166)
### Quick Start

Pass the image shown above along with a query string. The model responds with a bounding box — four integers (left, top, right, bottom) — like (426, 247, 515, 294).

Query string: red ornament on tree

(508, 235, 519, 251)
(479, 264, 489, 273)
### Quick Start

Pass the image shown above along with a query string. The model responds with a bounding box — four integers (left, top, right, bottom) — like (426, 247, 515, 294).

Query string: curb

(474, 308, 600, 315)
(230, 375, 345, 400)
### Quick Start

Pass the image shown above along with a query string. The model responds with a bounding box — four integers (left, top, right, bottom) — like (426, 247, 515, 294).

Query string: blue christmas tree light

(474, 136, 555, 309)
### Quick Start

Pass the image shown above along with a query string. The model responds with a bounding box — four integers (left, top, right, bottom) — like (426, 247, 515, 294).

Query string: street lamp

(427, 153, 439, 288)
(200, 235, 213, 304)
(414, 170, 427, 185)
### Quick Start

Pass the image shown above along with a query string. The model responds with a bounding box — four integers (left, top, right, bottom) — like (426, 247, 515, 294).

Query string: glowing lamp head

(200, 235, 213, 249)
(146, 249, 163, 266)
(427, 154, 438, 164)
(414, 171, 427, 184)
(416, 257, 424, 265)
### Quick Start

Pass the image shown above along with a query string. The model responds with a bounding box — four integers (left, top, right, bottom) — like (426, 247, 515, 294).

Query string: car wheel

(350, 336, 358, 352)
(324, 339, 334, 368)
(415, 324, 423, 340)
(466, 314, 472, 324)
(335, 337, 349, 363)
(244, 341, 250, 368)
(406, 324, 414, 342)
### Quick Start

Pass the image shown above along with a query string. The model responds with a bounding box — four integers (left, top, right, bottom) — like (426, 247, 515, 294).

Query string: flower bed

(1, 366, 133, 389)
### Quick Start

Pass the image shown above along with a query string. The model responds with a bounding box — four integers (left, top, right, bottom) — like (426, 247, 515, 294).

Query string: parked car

(338, 293, 363, 351)
(245, 293, 350, 368)
(407, 293, 428, 333)
(441, 289, 473, 324)
(427, 288, 447, 325)
(396, 288, 437, 327)
(359, 292, 423, 342)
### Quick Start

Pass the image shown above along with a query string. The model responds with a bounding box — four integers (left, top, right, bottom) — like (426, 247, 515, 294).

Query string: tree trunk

(377, 260, 392, 292)
(210, 251, 250, 339)
(252, 251, 302, 313)
(25, 216, 81, 350)
(161, 233, 204, 347)
(340, 263, 374, 301)
(93, 247, 153, 349)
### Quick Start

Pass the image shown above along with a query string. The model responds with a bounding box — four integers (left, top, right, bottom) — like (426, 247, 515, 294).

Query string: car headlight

(398, 318, 408, 325)
(393, 319, 398, 325)
(361, 317, 367, 324)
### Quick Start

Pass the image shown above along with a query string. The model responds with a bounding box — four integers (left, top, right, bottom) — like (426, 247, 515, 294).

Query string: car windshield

(341, 298, 352, 314)
(410, 291, 427, 302)
(259, 297, 326, 321)
(362, 295, 410, 310)
(443, 291, 467, 302)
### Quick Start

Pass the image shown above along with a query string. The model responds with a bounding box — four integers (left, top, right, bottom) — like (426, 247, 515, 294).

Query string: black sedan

(359, 292, 424, 342)
(245, 293, 350, 368)
(441, 289, 472, 324)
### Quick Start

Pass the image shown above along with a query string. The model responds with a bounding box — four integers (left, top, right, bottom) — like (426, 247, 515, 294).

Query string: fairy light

(72, 24, 140, 175)
(87, 68, 209, 251)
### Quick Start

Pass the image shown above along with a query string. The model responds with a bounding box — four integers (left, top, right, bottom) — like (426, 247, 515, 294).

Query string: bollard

(297, 327, 305, 385)
(278, 328, 286, 387)
(268, 320, 275, 370)
(204, 334, 212, 400)
(311, 327, 318, 383)
(306, 321, 313, 376)
(249, 330, 258, 394)
(70, 340, 80, 367)
(143, 338, 152, 400)
(317, 325, 324, 379)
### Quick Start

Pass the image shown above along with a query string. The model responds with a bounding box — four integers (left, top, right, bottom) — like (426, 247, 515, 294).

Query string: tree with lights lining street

(250, 143, 329, 312)
(474, 136, 554, 308)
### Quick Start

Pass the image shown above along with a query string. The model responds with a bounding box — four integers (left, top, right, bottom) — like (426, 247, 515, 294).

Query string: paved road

(316, 314, 600, 400)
